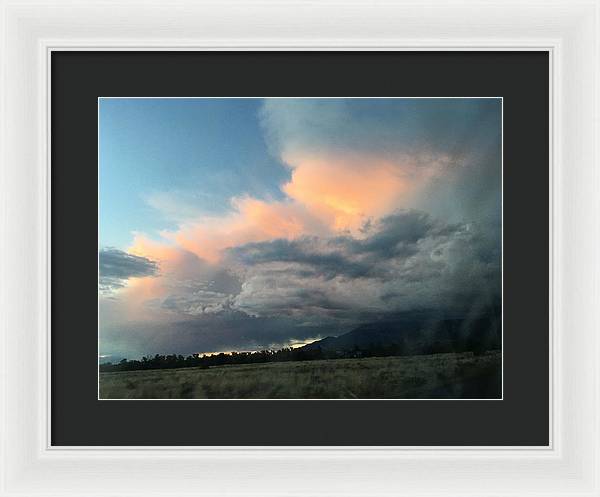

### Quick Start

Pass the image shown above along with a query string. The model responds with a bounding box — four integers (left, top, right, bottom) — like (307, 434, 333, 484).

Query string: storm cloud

(260, 98, 500, 164)
(99, 98, 502, 359)
(99, 248, 158, 292)
(228, 209, 500, 322)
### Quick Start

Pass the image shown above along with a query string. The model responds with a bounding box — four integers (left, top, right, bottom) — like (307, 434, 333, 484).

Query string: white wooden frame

(1, 0, 598, 495)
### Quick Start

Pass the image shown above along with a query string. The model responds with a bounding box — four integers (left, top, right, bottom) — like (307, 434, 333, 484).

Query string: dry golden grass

(99, 350, 501, 399)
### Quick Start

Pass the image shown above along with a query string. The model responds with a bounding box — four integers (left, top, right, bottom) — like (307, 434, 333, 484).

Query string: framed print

(97, 95, 503, 401)
(1, 1, 599, 496)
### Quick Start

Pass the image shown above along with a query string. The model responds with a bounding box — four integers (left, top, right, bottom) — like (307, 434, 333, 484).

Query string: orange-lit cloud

(282, 153, 413, 231)
(117, 236, 198, 316)
(158, 197, 325, 264)
(129, 235, 173, 263)
(128, 150, 450, 267)
(121, 275, 167, 304)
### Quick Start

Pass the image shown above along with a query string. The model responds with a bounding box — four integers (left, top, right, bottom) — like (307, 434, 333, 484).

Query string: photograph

(98, 97, 502, 400)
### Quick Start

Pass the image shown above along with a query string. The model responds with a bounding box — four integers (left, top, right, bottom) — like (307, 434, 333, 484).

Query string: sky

(99, 97, 502, 360)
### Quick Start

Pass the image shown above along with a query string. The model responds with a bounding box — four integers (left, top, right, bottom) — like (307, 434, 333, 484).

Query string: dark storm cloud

(228, 209, 500, 320)
(260, 98, 501, 163)
(160, 290, 237, 316)
(229, 210, 466, 277)
(99, 248, 158, 292)
(228, 237, 372, 279)
(98, 310, 340, 359)
(338, 210, 460, 258)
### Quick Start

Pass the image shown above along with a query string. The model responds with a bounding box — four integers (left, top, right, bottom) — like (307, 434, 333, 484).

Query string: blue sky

(99, 98, 289, 248)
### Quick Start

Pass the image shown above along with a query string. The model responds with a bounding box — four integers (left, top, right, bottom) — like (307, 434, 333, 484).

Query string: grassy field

(99, 350, 501, 399)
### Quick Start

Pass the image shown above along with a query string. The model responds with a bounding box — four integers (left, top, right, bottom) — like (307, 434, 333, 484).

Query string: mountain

(301, 312, 501, 356)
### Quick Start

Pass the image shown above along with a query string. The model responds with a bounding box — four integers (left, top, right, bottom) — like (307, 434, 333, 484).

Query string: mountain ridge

(301, 312, 501, 355)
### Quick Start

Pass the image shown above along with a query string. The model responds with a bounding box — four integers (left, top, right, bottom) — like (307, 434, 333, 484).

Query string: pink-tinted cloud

(133, 150, 451, 265)
(109, 148, 454, 323)
(159, 196, 328, 264)
(281, 152, 435, 231)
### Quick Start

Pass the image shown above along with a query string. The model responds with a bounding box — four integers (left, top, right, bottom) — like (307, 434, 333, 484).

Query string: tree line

(98, 342, 431, 373)
(97, 337, 494, 372)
